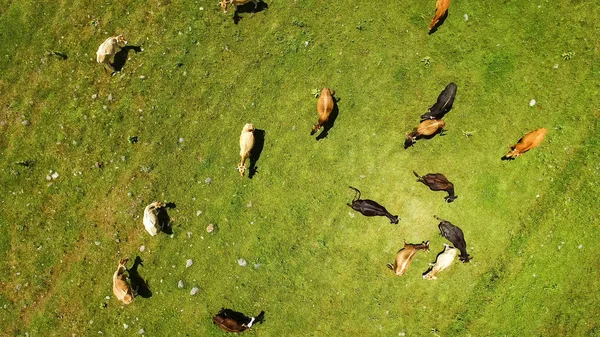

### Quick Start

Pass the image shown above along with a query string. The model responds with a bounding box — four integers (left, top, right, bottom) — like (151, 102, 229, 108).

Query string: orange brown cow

(502, 128, 547, 160)
(429, 0, 451, 31)
(388, 241, 430, 276)
(404, 119, 445, 149)
(311, 88, 334, 135)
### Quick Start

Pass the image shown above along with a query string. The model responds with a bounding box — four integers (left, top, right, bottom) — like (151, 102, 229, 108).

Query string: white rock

(139, 245, 145, 252)
(178, 137, 184, 143)
(108, 94, 113, 101)
(196, 210, 202, 216)
(238, 258, 247, 267)
(123, 324, 128, 329)
(178, 280, 184, 288)
(529, 99, 536, 106)
(553, 64, 559, 69)
(464, 14, 469, 21)
(190, 287, 199, 295)
(92, 94, 98, 99)
(138, 328, 145, 334)
(186, 259, 193, 268)
(205, 177, 212, 184)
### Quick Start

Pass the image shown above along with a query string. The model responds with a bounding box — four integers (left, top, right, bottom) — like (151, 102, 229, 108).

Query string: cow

(347, 186, 400, 224)
(213, 308, 265, 332)
(238, 123, 256, 176)
(388, 241, 430, 276)
(502, 128, 547, 160)
(420, 83, 457, 121)
(435, 215, 470, 262)
(143, 202, 164, 236)
(423, 244, 457, 280)
(96, 35, 128, 74)
(219, 0, 258, 13)
(413, 171, 457, 202)
(429, 0, 451, 31)
(311, 88, 334, 135)
(112, 258, 135, 304)
(404, 119, 446, 149)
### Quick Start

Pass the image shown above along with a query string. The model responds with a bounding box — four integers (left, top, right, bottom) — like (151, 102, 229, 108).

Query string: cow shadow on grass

(233, 1, 268, 24)
(158, 203, 175, 235)
(113, 45, 142, 72)
(129, 256, 152, 298)
(248, 129, 265, 179)
(315, 95, 341, 141)
(428, 11, 448, 35)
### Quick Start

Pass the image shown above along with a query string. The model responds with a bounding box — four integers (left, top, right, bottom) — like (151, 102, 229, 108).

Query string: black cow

(435, 215, 470, 262)
(213, 308, 265, 332)
(420, 83, 457, 121)
(347, 186, 400, 224)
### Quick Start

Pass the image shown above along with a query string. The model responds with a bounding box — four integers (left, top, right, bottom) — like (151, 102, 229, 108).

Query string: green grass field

(1, 0, 600, 336)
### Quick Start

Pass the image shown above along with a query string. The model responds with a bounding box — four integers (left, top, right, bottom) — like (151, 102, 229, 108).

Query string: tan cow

(388, 241, 430, 276)
(503, 128, 547, 159)
(404, 119, 446, 149)
(238, 123, 255, 176)
(96, 35, 128, 73)
(423, 244, 457, 280)
(429, 0, 451, 31)
(113, 258, 134, 304)
(311, 88, 334, 135)
(219, 0, 258, 13)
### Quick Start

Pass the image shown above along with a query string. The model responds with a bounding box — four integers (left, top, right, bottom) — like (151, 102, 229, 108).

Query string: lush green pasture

(1, 0, 599, 336)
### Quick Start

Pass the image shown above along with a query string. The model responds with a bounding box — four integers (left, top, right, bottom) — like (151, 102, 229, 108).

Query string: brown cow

(219, 0, 258, 13)
(413, 171, 457, 202)
(429, 0, 450, 31)
(213, 308, 265, 332)
(311, 88, 334, 135)
(404, 119, 445, 149)
(112, 258, 134, 304)
(388, 241, 430, 276)
(503, 128, 547, 160)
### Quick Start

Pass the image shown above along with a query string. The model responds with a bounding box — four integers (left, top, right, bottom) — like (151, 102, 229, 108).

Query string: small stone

(139, 75, 146, 79)
(108, 93, 113, 101)
(190, 287, 199, 295)
(247, 201, 252, 208)
(178, 280, 184, 288)
(254, 263, 261, 269)
(199, 6, 204, 10)
(206, 224, 214, 233)
(238, 258, 247, 267)
(578, 244, 583, 249)
(292, 125, 296, 131)
(529, 99, 536, 106)
(205, 177, 212, 184)
(92, 94, 98, 99)
(95, 241, 101, 246)
(21, 120, 30, 126)
(464, 13, 469, 21)
(105, 296, 110, 300)
(196, 210, 202, 216)
(187, 231, 192, 238)
(178, 137, 184, 143)
(186, 259, 193, 268)
(359, 175, 366, 179)
(123, 324, 128, 329)
(139, 245, 145, 252)
(51, 172, 59, 180)
(46, 174, 52, 181)
(138, 328, 145, 334)
(348, 212, 355, 218)
(553, 64, 559, 69)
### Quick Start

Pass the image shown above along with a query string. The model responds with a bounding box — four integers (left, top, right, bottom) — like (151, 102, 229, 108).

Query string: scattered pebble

(292, 125, 296, 131)
(139, 245, 145, 252)
(139, 75, 146, 79)
(348, 212, 355, 218)
(359, 175, 366, 179)
(553, 64, 559, 69)
(247, 201, 252, 208)
(238, 258, 247, 267)
(95, 241, 101, 246)
(108, 93, 113, 101)
(21, 120, 30, 126)
(186, 259, 193, 268)
(578, 244, 583, 249)
(92, 93, 98, 99)
(529, 99, 536, 106)
(304, 41, 309, 47)
(205, 177, 212, 184)
(105, 296, 110, 300)
(190, 287, 199, 295)
(178, 280, 184, 288)
(196, 210, 202, 216)
(464, 14, 469, 21)
(536, 194, 540, 198)
(178, 137, 184, 143)
(187, 231, 192, 238)
(254, 263, 261, 269)
(138, 328, 145, 334)
(123, 324, 128, 329)
(206, 224, 214, 233)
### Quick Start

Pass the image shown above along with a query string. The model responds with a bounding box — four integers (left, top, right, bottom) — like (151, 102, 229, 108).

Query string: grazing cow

(113, 258, 135, 304)
(435, 215, 470, 262)
(347, 186, 400, 224)
(429, 0, 451, 31)
(213, 308, 265, 332)
(388, 241, 430, 276)
(420, 83, 457, 121)
(413, 171, 457, 202)
(404, 119, 446, 149)
(423, 244, 457, 280)
(96, 35, 128, 74)
(238, 123, 255, 176)
(143, 202, 164, 236)
(219, 0, 258, 13)
(311, 88, 334, 135)
(503, 128, 547, 160)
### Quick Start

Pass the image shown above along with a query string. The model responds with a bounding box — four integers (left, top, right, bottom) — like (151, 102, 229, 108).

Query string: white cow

(96, 35, 127, 73)
(423, 244, 457, 280)
(143, 202, 164, 236)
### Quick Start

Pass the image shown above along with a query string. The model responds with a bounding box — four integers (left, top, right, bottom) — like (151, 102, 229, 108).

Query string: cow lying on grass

(96, 35, 127, 74)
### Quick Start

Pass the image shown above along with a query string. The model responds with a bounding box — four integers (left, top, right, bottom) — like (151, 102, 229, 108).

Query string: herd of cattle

(102, 0, 548, 333)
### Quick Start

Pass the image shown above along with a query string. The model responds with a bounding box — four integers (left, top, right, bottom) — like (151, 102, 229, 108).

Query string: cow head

(219, 0, 230, 13)
(116, 35, 128, 47)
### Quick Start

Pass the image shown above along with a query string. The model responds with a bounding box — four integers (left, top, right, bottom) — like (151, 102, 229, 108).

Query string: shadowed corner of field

(113, 45, 143, 72)
(428, 11, 448, 35)
(158, 203, 175, 235)
(233, 1, 269, 24)
(129, 256, 152, 298)
(248, 129, 265, 179)
(315, 95, 341, 141)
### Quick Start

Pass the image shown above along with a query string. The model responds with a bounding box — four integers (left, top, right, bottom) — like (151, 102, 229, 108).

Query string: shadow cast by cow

(113, 45, 142, 72)
(129, 256, 152, 298)
(233, 1, 268, 24)
(315, 95, 340, 141)
(158, 203, 174, 235)
(248, 129, 265, 179)
(428, 11, 448, 35)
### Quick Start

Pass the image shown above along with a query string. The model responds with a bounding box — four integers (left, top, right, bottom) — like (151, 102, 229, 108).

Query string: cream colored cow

(112, 258, 134, 304)
(96, 35, 127, 73)
(219, 0, 258, 13)
(143, 202, 164, 236)
(423, 244, 457, 280)
(238, 123, 255, 176)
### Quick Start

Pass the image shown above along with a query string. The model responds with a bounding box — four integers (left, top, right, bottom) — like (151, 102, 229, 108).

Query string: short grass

(1, 0, 600, 336)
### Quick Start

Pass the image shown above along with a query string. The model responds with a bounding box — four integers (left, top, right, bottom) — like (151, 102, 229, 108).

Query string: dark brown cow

(213, 308, 264, 332)
(435, 215, 470, 262)
(347, 186, 400, 224)
(413, 171, 457, 202)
